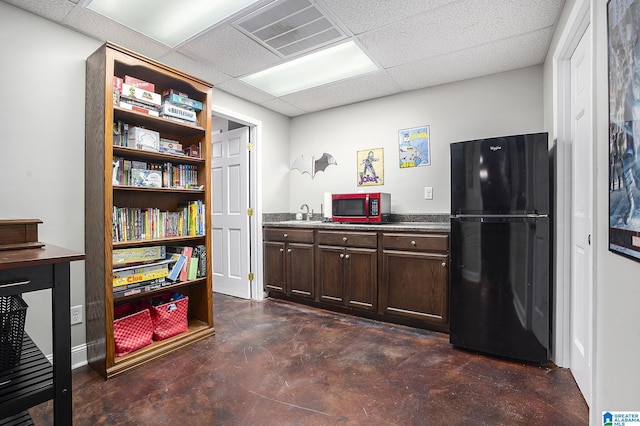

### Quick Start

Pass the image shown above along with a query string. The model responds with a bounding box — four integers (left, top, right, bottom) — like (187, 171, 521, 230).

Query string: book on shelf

(112, 203, 202, 242)
(130, 168, 162, 188)
(189, 244, 207, 278)
(161, 91, 203, 111)
(194, 244, 207, 278)
(119, 100, 160, 117)
(121, 83, 161, 107)
(127, 126, 160, 151)
(112, 120, 129, 147)
(113, 245, 166, 266)
(187, 256, 199, 281)
(113, 277, 166, 297)
(124, 75, 155, 92)
(179, 246, 193, 281)
(112, 259, 172, 287)
(160, 102, 198, 123)
(167, 253, 187, 282)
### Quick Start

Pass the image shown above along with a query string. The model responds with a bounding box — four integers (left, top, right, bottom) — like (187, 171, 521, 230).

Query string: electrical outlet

(71, 305, 83, 325)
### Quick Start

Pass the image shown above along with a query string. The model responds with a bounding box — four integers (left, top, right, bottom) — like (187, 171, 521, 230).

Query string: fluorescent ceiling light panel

(240, 41, 378, 97)
(86, 0, 259, 47)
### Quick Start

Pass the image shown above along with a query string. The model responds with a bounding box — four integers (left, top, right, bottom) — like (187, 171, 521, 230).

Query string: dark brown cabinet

(263, 225, 450, 332)
(263, 228, 314, 298)
(316, 230, 377, 312)
(381, 233, 449, 332)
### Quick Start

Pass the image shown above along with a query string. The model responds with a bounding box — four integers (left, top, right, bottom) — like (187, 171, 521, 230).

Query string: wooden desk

(0, 245, 84, 425)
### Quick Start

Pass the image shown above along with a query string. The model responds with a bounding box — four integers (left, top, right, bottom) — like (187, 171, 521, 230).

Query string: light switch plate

(424, 186, 433, 200)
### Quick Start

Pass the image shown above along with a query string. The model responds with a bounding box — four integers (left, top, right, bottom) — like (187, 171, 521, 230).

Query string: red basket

(113, 302, 153, 357)
(140, 293, 188, 341)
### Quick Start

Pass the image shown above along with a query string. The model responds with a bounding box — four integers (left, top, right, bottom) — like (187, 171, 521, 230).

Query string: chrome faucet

(300, 203, 311, 221)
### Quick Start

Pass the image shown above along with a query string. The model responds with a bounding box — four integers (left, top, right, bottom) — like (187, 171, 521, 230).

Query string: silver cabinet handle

(342, 236, 347, 242)
(283, 233, 288, 238)
(345, 254, 350, 259)
(411, 240, 416, 245)
(340, 253, 344, 258)
(287, 249, 292, 253)
(279, 248, 284, 253)
(442, 262, 446, 267)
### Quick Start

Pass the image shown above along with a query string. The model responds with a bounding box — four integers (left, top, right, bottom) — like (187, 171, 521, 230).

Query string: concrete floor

(29, 293, 588, 425)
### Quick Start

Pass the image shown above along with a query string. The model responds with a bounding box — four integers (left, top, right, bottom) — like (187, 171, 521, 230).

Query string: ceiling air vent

(233, 0, 348, 58)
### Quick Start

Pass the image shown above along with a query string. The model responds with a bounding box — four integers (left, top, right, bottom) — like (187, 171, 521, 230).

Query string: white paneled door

(211, 127, 251, 299)
(570, 24, 593, 403)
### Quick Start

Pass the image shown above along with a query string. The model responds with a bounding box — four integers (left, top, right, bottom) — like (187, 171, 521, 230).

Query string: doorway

(554, 0, 594, 406)
(211, 107, 263, 300)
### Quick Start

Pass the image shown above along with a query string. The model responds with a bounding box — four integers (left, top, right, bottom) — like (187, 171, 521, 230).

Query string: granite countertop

(262, 220, 450, 233)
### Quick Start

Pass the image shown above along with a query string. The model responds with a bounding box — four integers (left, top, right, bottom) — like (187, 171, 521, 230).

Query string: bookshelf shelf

(85, 42, 214, 379)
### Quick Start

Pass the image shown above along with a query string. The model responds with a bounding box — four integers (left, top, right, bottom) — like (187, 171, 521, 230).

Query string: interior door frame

(212, 104, 264, 301)
(552, 0, 595, 404)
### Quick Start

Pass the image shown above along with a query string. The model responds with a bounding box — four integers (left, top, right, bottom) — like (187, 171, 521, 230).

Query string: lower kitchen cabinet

(263, 228, 314, 298)
(381, 233, 449, 332)
(263, 225, 450, 333)
(316, 230, 377, 311)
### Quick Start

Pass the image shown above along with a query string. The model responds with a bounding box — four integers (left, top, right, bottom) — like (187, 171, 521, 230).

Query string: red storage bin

(140, 292, 188, 341)
(113, 302, 153, 357)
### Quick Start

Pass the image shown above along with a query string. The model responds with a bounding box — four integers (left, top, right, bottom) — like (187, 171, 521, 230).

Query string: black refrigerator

(449, 132, 550, 364)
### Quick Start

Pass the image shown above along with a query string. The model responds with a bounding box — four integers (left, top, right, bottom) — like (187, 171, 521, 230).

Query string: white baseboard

(45, 343, 88, 369)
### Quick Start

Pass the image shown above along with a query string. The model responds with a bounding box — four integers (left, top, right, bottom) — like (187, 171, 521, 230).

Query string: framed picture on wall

(398, 125, 431, 168)
(608, 0, 640, 261)
(357, 148, 384, 186)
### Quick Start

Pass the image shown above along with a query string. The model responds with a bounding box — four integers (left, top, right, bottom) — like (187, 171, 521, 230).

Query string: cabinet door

(345, 247, 377, 312)
(264, 241, 286, 294)
(382, 250, 449, 329)
(288, 242, 314, 299)
(317, 245, 345, 305)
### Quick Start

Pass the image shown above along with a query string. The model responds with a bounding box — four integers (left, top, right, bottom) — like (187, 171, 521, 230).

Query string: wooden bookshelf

(85, 42, 214, 378)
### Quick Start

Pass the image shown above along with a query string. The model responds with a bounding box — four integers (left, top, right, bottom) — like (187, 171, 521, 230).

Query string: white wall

(289, 66, 544, 215)
(593, 0, 640, 422)
(0, 1, 290, 354)
(0, 2, 100, 355)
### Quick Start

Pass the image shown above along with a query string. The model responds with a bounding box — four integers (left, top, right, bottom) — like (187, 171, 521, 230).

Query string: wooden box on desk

(0, 219, 44, 251)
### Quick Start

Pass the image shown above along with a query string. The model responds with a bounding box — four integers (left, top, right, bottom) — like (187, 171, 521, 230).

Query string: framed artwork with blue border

(608, 0, 640, 261)
(398, 125, 430, 168)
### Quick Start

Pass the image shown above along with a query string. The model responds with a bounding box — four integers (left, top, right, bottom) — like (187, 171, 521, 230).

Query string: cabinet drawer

(264, 228, 314, 243)
(382, 233, 449, 252)
(317, 231, 377, 248)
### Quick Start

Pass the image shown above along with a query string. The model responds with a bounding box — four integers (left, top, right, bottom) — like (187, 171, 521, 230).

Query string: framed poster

(399, 125, 430, 168)
(357, 148, 384, 186)
(608, 0, 640, 261)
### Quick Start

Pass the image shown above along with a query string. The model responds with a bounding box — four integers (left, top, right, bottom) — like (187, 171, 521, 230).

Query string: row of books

(112, 245, 206, 298)
(113, 75, 202, 125)
(112, 157, 199, 189)
(112, 200, 205, 243)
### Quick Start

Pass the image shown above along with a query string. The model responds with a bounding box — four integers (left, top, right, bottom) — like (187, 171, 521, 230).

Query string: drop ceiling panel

(318, 0, 457, 35)
(359, 0, 564, 68)
(178, 24, 282, 77)
(259, 97, 307, 116)
(157, 51, 232, 86)
(387, 27, 554, 91)
(2, 0, 75, 21)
